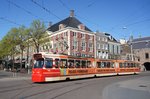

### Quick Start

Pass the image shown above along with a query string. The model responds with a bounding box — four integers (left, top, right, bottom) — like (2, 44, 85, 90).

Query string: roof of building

(105, 33, 118, 43)
(132, 36, 150, 42)
(132, 37, 150, 49)
(47, 16, 92, 32)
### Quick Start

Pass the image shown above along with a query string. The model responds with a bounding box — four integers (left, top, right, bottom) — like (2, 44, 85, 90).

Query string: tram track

(20, 74, 141, 99)
(0, 74, 142, 99)
(11, 79, 92, 99)
(0, 81, 39, 93)
(21, 77, 111, 99)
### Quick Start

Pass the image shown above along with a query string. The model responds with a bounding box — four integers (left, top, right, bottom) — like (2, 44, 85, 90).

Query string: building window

(105, 38, 107, 42)
(145, 53, 149, 59)
(59, 24, 64, 30)
(102, 44, 105, 49)
(82, 54, 86, 57)
(98, 37, 101, 41)
(64, 32, 68, 36)
(97, 44, 100, 49)
(72, 40, 78, 50)
(81, 41, 86, 51)
(73, 32, 77, 37)
(89, 43, 93, 52)
(89, 36, 92, 40)
(81, 34, 85, 38)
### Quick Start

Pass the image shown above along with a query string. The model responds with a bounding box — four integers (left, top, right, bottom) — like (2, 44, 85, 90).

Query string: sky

(0, 0, 150, 41)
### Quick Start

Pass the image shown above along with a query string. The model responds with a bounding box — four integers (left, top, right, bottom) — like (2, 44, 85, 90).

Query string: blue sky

(0, 0, 150, 40)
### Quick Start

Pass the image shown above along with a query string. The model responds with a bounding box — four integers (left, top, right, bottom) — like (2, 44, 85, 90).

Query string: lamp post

(129, 35, 134, 61)
(131, 42, 134, 61)
(122, 27, 134, 61)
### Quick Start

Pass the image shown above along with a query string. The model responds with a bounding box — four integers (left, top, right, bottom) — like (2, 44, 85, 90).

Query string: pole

(130, 35, 134, 61)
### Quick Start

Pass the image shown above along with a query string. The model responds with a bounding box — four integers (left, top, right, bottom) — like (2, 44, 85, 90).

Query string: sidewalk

(103, 72, 150, 99)
(0, 70, 31, 81)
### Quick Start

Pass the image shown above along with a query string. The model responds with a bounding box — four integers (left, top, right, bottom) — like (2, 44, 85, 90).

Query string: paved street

(0, 70, 150, 99)
(0, 70, 31, 81)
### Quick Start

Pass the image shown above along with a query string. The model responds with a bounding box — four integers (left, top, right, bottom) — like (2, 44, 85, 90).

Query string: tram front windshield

(34, 58, 44, 68)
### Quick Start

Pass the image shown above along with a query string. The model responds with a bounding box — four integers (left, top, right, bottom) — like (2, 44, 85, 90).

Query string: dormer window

(109, 36, 113, 40)
(78, 24, 85, 30)
(59, 24, 65, 30)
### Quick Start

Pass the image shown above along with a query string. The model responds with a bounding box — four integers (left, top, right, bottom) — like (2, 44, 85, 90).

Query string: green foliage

(0, 28, 19, 58)
(0, 19, 49, 60)
(29, 20, 48, 53)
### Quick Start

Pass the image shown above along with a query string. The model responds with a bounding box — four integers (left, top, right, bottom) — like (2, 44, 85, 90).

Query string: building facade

(12, 10, 122, 70)
(95, 32, 108, 59)
(105, 33, 121, 59)
(132, 37, 150, 70)
(47, 10, 95, 58)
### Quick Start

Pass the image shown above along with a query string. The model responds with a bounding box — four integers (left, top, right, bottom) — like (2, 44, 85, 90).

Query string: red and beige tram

(32, 53, 140, 82)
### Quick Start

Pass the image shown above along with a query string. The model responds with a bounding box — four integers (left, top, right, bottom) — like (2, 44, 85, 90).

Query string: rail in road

(0, 71, 150, 99)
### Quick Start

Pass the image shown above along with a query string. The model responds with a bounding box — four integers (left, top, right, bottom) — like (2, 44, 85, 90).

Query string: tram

(32, 53, 140, 82)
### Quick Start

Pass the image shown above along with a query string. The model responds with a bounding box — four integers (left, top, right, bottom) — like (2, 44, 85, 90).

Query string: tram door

(115, 62, 119, 73)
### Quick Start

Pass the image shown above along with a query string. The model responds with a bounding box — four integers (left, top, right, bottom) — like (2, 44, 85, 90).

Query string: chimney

(48, 22, 52, 27)
(70, 10, 74, 17)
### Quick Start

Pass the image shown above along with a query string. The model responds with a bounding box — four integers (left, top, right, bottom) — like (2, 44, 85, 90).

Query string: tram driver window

(34, 58, 44, 68)
(45, 58, 53, 68)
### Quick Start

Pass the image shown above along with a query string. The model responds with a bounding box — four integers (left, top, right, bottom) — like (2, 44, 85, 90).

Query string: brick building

(14, 10, 121, 67)
(47, 10, 95, 58)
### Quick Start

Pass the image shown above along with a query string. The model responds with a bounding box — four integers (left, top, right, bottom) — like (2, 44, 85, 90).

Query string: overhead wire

(87, 0, 97, 7)
(58, 0, 100, 31)
(0, 17, 22, 26)
(58, 0, 70, 11)
(107, 0, 150, 32)
(7, 0, 46, 22)
(125, 18, 150, 27)
(31, 0, 61, 20)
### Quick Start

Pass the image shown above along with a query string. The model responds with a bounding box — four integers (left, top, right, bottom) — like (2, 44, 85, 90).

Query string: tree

(29, 20, 48, 53)
(0, 27, 29, 70)
(17, 26, 29, 70)
(0, 28, 20, 69)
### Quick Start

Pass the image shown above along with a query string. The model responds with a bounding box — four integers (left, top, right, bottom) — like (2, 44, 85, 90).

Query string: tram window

(34, 58, 44, 68)
(120, 63, 122, 68)
(128, 63, 130, 68)
(87, 61, 92, 68)
(124, 63, 127, 68)
(60, 59, 67, 68)
(106, 62, 110, 68)
(55, 59, 60, 68)
(81, 60, 86, 68)
(134, 63, 136, 67)
(136, 63, 139, 67)
(131, 63, 133, 67)
(135, 63, 137, 67)
(104, 62, 107, 68)
(122, 63, 124, 68)
(68, 60, 74, 68)
(130, 63, 132, 67)
(76, 60, 80, 68)
(97, 62, 101, 68)
(110, 62, 115, 68)
(101, 62, 104, 68)
(45, 58, 53, 68)
(137, 63, 139, 67)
